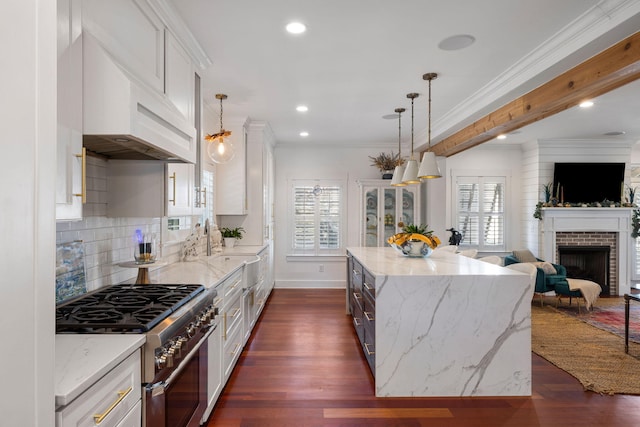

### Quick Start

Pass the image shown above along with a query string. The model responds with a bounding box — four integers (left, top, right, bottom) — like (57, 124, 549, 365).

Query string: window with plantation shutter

(455, 175, 506, 251)
(291, 180, 344, 255)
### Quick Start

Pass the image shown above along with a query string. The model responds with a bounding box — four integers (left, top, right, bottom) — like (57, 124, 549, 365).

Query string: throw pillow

(531, 261, 557, 275)
(513, 249, 537, 263)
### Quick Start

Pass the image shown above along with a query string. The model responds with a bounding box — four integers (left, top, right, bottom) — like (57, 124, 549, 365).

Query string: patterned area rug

(549, 295, 640, 343)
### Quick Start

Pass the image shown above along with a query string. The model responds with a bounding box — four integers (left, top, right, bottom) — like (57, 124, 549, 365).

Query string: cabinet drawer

(56, 350, 141, 427)
(115, 400, 141, 427)
(223, 270, 243, 301)
(223, 319, 243, 380)
(363, 269, 375, 299)
(223, 291, 243, 341)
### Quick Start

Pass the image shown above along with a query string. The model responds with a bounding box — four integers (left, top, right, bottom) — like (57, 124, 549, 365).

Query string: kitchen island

(347, 247, 531, 397)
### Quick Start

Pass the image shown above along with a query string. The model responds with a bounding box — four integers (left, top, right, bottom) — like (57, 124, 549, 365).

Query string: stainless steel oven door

(145, 322, 216, 427)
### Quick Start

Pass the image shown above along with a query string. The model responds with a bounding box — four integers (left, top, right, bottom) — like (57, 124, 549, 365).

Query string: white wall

(1, 1, 56, 425)
(273, 144, 401, 288)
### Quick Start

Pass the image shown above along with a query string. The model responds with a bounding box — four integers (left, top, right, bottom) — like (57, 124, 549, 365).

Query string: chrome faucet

(204, 218, 212, 256)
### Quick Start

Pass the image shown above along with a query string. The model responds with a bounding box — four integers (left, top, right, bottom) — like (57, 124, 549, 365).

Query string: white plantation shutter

(291, 181, 344, 255)
(455, 176, 505, 251)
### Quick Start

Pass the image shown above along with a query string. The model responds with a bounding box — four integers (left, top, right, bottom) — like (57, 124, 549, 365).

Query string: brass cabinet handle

(231, 343, 241, 356)
(73, 147, 86, 203)
(364, 343, 375, 356)
(352, 292, 361, 301)
(364, 311, 375, 322)
(353, 317, 362, 326)
(168, 172, 176, 205)
(363, 282, 373, 291)
(93, 386, 132, 424)
(213, 297, 223, 306)
(230, 307, 241, 318)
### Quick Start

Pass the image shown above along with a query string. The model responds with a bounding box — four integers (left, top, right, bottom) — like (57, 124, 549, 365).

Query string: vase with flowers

(387, 223, 440, 257)
(369, 152, 404, 179)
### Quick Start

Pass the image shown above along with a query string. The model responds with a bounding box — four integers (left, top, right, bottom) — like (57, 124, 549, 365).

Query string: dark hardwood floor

(206, 289, 640, 426)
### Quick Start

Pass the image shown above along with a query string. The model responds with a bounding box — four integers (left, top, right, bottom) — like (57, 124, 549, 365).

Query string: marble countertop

(55, 334, 145, 408)
(347, 246, 518, 278)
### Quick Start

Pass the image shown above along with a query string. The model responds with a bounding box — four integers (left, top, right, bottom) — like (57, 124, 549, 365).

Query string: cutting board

(55, 241, 87, 303)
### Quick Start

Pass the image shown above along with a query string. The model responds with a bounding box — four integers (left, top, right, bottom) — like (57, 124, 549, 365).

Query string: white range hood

(82, 33, 196, 163)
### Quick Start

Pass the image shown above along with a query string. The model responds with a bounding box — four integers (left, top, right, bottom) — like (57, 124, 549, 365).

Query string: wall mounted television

(552, 162, 625, 204)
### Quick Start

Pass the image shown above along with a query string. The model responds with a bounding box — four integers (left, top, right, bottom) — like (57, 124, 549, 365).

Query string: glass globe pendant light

(205, 94, 235, 164)
(401, 93, 421, 184)
(390, 107, 407, 187)
(418, 73, 442, 179)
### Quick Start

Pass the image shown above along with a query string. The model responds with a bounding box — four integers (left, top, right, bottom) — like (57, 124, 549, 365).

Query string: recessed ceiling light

(296, 105, 308, 112)
(382, 114, 400, 120)
(286, 22, 306, 34)
(438, 34, 476, 51)
(300, 131, 309, 137)
(497, 134, 507, 140)
(604, 131, 626, 136)
(579, 100, 594, 108)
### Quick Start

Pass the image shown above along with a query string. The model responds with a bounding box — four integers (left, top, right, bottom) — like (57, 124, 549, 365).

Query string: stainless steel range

(56, 283, 218, 427)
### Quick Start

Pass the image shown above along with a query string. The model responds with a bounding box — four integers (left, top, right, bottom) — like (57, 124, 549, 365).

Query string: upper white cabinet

(165, 30, 194, 124)
(56, 0, 84, 221)
(357, 180, 421, 247)
(82, 0, 164, 93)
(215, 119, 249, 215)
(106, 160, 197, 218)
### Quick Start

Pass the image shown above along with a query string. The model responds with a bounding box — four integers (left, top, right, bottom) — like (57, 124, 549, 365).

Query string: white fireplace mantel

(540, 207, 633, 295)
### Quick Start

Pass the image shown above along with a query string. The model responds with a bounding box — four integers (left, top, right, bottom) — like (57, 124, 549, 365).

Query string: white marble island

(346, 247, 531, 397)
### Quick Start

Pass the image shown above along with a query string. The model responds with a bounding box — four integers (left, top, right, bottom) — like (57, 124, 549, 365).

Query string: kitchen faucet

(204, 218, 212, 256)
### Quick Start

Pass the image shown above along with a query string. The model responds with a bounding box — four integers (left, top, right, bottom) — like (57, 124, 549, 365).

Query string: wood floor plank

(206, 289, 640, 426)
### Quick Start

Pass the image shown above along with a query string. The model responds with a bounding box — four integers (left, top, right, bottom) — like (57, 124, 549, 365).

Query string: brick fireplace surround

(540, 207, 633, 296)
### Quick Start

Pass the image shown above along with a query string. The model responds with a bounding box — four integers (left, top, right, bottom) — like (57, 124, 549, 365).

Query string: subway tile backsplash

(56, 156, 184, 292)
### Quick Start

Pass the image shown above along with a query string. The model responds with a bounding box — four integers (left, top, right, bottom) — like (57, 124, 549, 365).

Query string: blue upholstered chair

(504, 254, 568, 306)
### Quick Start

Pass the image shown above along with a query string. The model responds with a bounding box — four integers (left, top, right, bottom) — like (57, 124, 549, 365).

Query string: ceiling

(168, 0, 640, 154)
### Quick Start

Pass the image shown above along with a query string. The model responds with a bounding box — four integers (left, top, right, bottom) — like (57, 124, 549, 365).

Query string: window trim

(287, 179, 346, 257)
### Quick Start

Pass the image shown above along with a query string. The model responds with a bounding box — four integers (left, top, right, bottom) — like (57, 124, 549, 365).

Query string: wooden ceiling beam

(428, 31, 640, 158)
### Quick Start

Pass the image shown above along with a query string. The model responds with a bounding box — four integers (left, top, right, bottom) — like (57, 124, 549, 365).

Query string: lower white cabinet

(55, 350, 141, 427)
(202, 318, 222, 424)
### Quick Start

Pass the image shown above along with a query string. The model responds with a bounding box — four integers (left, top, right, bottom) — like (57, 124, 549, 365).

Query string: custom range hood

(82, 33, 196, 163)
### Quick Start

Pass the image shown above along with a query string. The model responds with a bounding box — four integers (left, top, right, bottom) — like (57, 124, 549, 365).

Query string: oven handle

(147, 321, 217, 396)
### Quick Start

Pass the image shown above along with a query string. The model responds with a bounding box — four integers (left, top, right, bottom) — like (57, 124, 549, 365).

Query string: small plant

(368, 151, 403, 171)
(541, 182, 553, 203)
(533, 201, 543, 220)
(220, 227, 244, 240)
(627, 185, 637, 205)
(632, 209, 640, 239)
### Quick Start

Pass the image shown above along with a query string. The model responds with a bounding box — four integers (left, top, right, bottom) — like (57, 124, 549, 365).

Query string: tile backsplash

(56, 155, 190, 292)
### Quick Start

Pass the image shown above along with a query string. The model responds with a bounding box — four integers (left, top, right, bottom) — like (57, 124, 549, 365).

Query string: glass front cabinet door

(358, 180, 421, 247)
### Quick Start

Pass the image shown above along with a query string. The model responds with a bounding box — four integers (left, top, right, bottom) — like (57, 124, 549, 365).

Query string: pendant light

(390, 107, 407, 187)
(418, 73, 442, 179)
(205, 94, 235, 164)
(401, 93, 421, 184)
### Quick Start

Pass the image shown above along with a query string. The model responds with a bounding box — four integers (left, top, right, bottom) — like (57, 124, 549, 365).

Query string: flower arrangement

(221, 227, 244, 239)
(368, 151, 404, 172)
(387, 223, 441, 249)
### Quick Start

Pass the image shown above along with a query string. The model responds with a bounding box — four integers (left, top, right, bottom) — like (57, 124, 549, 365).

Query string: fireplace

(558, 246, 609, 295)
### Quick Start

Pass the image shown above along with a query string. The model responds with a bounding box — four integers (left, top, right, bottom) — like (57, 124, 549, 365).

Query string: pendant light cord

(428, 79, 431, 150)
(219, 96, 224, 133)
(410, 97, 414, 159)
(397, 110, 402, 155)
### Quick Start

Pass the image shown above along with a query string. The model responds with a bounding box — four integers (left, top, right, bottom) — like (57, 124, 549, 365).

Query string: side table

(118, 261, 167, 285)
(624, 293, 640, 353)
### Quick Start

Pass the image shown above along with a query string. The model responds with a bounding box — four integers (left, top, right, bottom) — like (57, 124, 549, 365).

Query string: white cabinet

(221, 269, 244, 380)
(245, 121, 275, 244)
(55, 350, 141, 427)
(215, 119, 248, 215)
(202, 318, 222, 424)
(107, 160, 197, 217)
(82, 0, 164, 92)
(165, 30, 194, 124)
(357, 180, 421, 247)
(56, 0, 84, 220)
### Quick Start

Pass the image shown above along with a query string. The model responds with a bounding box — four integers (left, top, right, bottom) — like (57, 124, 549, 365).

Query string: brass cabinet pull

(230, 307, 241, 318)
(73, 147, 86, 203)
(364, 343, 375, 356)
(168, 172, 176, 205)
(353, 317, 362, 326)
(364, 311, 375, 322)
(363, 282, 373, 291)
(213, 297, 223, 307)
(231, 343, 241, 356)
(93, 386, 132, 424)
(352, 292, 361, 301)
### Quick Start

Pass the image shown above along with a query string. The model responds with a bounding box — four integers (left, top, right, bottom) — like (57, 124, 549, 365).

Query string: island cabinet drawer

(362, 288, 376, 376)
(362, 268, 375, 299)
(351, 296, 364, 344)
(351, 258, 363, 291)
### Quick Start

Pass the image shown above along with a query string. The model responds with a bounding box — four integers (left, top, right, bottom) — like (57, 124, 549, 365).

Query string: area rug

(531, 302, 640, 395)
(549, 296, 640, 343)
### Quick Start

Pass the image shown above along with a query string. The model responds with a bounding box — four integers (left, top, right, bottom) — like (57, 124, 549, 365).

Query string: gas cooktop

(56, 284, 205, 333)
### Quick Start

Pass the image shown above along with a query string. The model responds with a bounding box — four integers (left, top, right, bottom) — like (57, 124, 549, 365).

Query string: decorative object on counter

(134, 229, 157, 264)
(446, 227, 462, 245)
(118, 260, 168, 284)
(387, 222, 440, 257)
(400, 93, 420, 184)
(221, 226, 245, 248)
(182, 223, 203, 261)
(417, 72, 442, 179)
(390, 107, 408, 186)
(368, 151, 402, 179)
(205, 93, 234, 164)
(626, 184, 637, 207)
(211, 223, 223, 252)
(55, 240, 87, 303)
